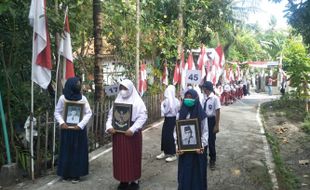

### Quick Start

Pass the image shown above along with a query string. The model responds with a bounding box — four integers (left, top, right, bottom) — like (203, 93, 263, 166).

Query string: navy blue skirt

(161, 116, 176, 155)
(178, 152, 207, 190)
(57, 128, 89, 178)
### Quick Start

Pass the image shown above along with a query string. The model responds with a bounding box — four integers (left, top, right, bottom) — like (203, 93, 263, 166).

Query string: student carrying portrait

(156, 85, 180, 162)
(54, 77, 93, 183)
(106, 79, 148, 190)
(177, 89, 209, 190)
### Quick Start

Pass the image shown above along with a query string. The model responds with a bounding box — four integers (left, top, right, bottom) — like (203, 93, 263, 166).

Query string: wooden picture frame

(176, 118, 202, 152)
(64, 101, 85, 127)
(112, 103, 132, 133)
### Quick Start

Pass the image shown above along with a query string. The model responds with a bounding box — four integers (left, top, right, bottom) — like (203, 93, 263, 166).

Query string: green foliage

(302, 113, 310, 134)
(282, 38, 310, 99)
(227, 28, 270, 61)
(265, 133, 300, 190)
(286, 1, 310, 46)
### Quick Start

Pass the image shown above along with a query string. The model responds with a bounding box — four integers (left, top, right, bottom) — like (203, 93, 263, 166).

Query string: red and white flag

(197, 46, 207, 84)
(162, 62, 168, 85)
(138, 63, 147, 96)
(215, 45, 225, 68)
(59, 7, 75, 80)
(173, 62, 180, 85)
(29, 0, 52, 89)
(181, 52, 195, 90)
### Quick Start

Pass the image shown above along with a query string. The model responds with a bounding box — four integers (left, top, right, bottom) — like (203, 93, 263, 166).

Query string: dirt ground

(262, 108, 310, 190)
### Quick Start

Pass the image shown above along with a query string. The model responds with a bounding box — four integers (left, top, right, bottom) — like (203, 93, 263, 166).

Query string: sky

(247, 0, 289, 30)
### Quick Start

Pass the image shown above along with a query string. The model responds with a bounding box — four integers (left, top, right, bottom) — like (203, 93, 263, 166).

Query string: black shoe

(117, 182, 129, 190)
(210, 160, 216, 171)
(128, 181, 140, 190)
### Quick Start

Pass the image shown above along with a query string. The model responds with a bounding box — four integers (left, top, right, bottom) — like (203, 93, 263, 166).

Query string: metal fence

(19, 93, 162, 177)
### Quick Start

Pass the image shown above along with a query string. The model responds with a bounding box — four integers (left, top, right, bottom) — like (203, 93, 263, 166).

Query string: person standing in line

(267, 76, 275, 96)
(201, 81, 221, 170)
(177, 89, 208, 190)
(106, 79, 148, 190)
(54, 77, 93, 183)
(156, 85, 180, 162)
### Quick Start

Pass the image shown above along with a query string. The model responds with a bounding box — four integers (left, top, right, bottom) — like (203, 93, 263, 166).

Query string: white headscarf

(115, 79, 147, 121)
(163, 85, 180, 116)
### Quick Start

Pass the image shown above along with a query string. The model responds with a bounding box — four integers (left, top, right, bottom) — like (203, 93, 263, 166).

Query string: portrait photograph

(176, 118, 202, 152)
(112, 103, 132, 133)
(64, 101, 85, 126)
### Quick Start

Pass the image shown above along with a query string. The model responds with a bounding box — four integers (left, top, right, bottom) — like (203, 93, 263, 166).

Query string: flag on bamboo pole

(59, 7, 75, 80)
(29, 0, 52, 89)
(181, 52, 195, 90)
(215, 45, 225, 68)
(173, 62, 180, 85)
(138, 63, 147, 96)
(197, 46, 207, 84)
(162, 62, 168, 85)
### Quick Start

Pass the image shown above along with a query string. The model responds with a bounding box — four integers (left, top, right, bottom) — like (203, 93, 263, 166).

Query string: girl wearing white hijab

(156, 85, 180, 162)
(106, 79, 147, 190)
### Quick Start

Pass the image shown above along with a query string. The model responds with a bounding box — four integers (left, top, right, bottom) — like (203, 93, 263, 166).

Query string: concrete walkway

(6, 92, 279, 190)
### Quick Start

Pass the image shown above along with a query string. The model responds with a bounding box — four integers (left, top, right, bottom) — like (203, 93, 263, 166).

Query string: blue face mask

(183, 98, 195, 107)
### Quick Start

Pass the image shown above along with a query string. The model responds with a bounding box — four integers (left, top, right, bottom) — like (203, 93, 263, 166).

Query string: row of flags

(137, 45, 226, 96)
(29, 0, 75, 90)
(172, 45, 225, 90)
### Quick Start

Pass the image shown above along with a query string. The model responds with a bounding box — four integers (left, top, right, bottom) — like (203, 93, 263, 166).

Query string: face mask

(120, 90, 130, 98)
(183, 98, 195, 107)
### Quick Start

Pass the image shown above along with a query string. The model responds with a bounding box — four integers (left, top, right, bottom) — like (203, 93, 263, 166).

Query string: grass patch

(301, 114, 310, 134)
(265, 132, 300, 190)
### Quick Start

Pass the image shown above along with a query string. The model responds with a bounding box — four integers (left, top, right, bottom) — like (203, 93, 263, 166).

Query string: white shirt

(224, 84, 231, 92)
(161, 85, 180, 117)
(201, 92, 221, 117)
(54, 95, 93, 129)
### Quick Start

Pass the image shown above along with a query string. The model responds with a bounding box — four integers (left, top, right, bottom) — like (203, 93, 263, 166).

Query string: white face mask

(120, 90, 130, 98)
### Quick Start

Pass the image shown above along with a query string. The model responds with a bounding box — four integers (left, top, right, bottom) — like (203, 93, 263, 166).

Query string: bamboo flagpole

(52, 6, 70, 169)
(29, 0, 53, 180)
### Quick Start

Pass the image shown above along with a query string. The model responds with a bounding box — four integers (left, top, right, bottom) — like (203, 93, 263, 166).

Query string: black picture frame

(176, 118, 202, 152)
(64, 101, 85, 127)
(112, 103, 132, 133)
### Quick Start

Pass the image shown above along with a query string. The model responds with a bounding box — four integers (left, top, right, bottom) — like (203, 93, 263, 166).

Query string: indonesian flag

(138, 63, 147, 96)
(229, 67, 235, 82)
(29, 0, 52, 89)
(235, 65, 240, 81)
(209, 65, 217, 85)
(197, 46, 207, 84)
(59, 7, 75, 80)
(181, 52, 195, 90)
(173, 62, 180, 85)
(162, 63, 168, 85)
(215, 45, 225, 68)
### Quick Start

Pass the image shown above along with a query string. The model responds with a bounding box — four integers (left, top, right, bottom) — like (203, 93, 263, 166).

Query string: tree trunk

(177, 0, 184, 58)
(135, 0, 140, 89)
(93, 0, 104, 101)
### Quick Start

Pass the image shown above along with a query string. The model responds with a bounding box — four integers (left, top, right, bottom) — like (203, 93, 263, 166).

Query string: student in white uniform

(201, 81, 221, 170)
(156, 85, 180, 162)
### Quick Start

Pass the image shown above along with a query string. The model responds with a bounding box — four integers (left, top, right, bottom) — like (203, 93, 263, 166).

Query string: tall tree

(93, 0, 104, 101)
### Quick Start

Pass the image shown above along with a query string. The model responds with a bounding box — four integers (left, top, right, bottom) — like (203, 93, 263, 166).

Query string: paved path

(7, 92, 279, 190)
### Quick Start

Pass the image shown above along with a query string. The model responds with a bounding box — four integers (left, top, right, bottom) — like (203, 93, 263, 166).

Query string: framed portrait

(64, 101, 85, 127)
(176, 118, 202, 152)
(112, 103, 132, 133)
